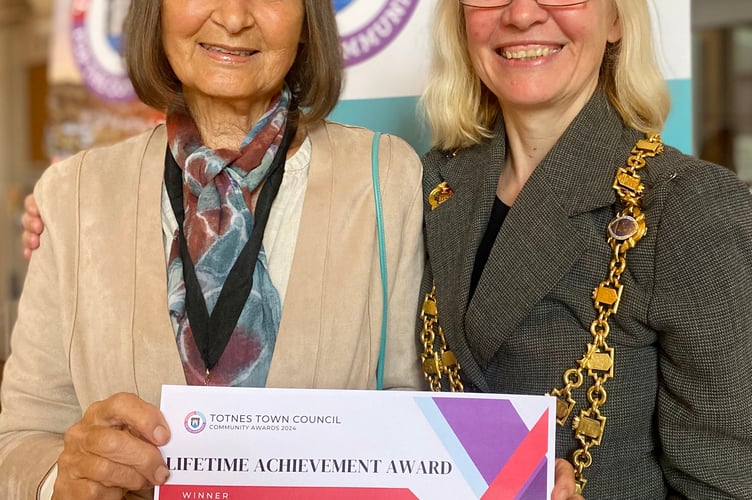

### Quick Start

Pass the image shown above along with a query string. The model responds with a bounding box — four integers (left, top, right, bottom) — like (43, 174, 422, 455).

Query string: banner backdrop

(47, 0, 692, 159)
(47, 0, 161, 161)
(330, 0, 693, 154)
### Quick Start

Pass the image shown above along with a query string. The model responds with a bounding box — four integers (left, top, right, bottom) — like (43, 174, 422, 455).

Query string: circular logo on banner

(70, 0, 135, 102)
(337, 0, 420, 67)
(184, 411, 207, 434)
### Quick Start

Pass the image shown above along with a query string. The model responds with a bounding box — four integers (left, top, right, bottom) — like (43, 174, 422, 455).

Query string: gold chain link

(420, 285, 464, 392)
(421, 134, 663, 494)
(548, 134, 663, 493)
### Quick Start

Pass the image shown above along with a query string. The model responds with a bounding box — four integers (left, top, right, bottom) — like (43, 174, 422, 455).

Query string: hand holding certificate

(157, 385, 556, 499)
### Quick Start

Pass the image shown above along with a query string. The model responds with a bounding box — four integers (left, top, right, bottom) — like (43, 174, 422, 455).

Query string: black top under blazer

(420, 91, 752, 499)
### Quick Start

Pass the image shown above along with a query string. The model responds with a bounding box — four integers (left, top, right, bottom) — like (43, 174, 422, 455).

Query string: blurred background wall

(1, 0, 750, 367)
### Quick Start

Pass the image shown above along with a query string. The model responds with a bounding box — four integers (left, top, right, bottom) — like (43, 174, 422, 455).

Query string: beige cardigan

(0, 120, 424, 498)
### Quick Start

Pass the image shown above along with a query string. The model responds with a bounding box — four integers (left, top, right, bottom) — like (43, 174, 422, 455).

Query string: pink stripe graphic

(481, 408, 549, 500)
(159, 485, 418, 500)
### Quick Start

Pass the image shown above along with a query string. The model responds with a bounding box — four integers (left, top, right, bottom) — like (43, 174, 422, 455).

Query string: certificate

(156, 385, 555, 499)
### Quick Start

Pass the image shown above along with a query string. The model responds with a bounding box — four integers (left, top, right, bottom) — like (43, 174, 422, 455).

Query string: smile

(200, 43, 256, 57)
(500, 46, 561, 61)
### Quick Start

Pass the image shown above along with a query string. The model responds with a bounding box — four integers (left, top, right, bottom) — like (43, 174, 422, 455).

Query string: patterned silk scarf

(165, 87, 291, 387)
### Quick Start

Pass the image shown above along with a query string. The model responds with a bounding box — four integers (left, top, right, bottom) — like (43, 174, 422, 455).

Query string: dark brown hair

(124, 0, 343, 125)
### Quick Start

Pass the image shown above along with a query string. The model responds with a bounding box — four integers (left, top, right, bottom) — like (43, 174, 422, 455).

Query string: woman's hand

(21, 193, 44, 260)
(53, 393, 172, 499)
(552, 459, 584, 500)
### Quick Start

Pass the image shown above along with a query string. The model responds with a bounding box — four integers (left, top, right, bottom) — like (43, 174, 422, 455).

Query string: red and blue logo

(184, 411, 207, 434)
(70, 0, 134, 101)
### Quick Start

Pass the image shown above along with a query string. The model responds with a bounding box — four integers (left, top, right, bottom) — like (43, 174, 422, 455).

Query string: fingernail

(153, 425, 170, 445)
(155, 465, 170, 484)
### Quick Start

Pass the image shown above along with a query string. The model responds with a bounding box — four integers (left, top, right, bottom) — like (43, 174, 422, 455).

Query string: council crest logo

(70, 0, 135, 101)
(335, 0, 420, 67)
(184, 411, 207, 434)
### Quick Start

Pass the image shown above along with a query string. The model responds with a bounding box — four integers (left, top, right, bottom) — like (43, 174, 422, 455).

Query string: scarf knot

(165, 85, 292, 387)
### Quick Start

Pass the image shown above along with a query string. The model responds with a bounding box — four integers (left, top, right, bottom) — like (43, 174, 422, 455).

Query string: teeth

(204, 44, 254, 57)
(501, 46, 560, 60)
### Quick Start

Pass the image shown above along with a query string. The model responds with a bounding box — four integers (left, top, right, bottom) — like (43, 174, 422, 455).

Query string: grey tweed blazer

(421, 91, 752, 499)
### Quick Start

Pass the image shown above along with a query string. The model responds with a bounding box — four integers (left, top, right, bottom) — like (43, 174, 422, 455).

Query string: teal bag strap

(371, 132, 388, 390)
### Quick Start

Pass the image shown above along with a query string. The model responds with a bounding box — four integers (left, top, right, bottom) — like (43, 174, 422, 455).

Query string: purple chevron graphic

(518, 456, 548, 500)
(433, 399, 529, 485)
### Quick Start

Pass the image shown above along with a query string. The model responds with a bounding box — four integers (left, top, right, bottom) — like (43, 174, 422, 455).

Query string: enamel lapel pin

(428, 181, 454, 210)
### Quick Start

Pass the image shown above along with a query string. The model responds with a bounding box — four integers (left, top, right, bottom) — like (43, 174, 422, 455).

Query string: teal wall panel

(664, 78, 693, 154)
(331, 78, 693, 156)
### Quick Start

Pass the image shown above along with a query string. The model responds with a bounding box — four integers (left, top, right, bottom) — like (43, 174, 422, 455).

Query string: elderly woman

(419, 0, 752, 498)
(0, 1, 426, 498)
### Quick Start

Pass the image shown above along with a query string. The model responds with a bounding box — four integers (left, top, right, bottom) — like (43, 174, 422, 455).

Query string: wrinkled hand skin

(552, 459, 585, 500)
(52, 393, 172, 500)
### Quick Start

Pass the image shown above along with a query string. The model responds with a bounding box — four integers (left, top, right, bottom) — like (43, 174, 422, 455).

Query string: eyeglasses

(460, 0, 589, 8)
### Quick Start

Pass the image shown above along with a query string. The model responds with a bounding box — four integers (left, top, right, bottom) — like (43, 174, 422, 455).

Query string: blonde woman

(419, 0, 752, 498)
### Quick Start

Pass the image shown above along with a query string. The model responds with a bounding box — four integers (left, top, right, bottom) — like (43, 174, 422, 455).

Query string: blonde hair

(124, 0, 342, 126)
(421, 0, 671, 150)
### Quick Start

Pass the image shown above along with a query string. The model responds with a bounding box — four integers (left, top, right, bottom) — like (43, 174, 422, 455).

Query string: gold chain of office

(419, 133, 663, 494)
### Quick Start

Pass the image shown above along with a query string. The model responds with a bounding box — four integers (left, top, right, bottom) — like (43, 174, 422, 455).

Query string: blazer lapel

(464, 163, 591, 368)
(131, 125, 187, 405)
(424, 123, 506, 390)
(434, 91, 630, 377)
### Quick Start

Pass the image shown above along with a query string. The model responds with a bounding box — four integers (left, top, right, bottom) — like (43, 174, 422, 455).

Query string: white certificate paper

(156, 385, 555, 499)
